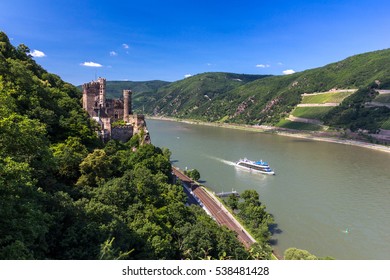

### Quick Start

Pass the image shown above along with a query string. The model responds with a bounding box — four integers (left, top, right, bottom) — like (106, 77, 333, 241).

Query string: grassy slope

(301, 91, 354, 104)
(291, 107, 334, 120)
(275, 119, 324, 131)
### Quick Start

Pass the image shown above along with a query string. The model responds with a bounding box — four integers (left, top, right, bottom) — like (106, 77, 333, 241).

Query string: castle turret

(97, 77, 106, 107)
(82, 81, 99, 117)
(123, 89, 132, 122)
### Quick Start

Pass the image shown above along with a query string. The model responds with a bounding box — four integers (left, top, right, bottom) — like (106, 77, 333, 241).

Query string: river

(146, 119, 390, 259)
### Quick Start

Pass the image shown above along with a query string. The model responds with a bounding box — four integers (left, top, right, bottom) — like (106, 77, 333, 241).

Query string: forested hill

(82, 80, 171, 99)
(132, 49, 390, 133)
(133, 72, 271, 115)
(0, 31, 273, 260)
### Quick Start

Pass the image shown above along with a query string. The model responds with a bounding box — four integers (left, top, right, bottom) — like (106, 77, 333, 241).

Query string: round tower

(97, 77, 106, 107)
(123, 89, 132, 122)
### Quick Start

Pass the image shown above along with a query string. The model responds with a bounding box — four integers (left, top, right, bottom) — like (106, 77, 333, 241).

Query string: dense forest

(0, 31, 276, 259)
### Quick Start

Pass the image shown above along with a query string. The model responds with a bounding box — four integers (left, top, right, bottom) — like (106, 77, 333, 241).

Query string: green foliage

(133, 72, 270, 120)
(51, 137, 89, 184)
(111, 119, 126, 127)
(381, 118, 390, 130)
(1, 32, 253, 259)
(227, 194, 239, 211)
(324, 88, 390, 133)
(184, 168, 201, 181)
(291, 106, 334, 120)
(98, 80, 171, 99)
(161, 147, 172, 161)
(223, 190, 274, 259)
(275, 119, 324, 131)
(284, 247, 318, 260)
(301, 91, 354, 104)
(0, 157, 51, 259)
(374, 93, 390, 103)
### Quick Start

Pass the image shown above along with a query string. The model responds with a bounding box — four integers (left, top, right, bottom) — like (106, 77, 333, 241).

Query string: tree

(162, 147, 172, 161)
(227, 193, 239, 211)
(284, 247, 318, 260)
(0, 113, 55, 182)
(0, 157, 51, 259)
(184, 169, 200, 181)
(76, 149, 114, 188)
(51, 137, 88, 184)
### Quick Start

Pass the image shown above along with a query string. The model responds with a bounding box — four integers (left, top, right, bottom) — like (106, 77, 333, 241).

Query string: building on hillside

(82, 77, 150, 143)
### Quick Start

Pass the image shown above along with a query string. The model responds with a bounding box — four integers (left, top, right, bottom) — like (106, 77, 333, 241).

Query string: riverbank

(173, 166, 279, 259)
(147, 116, 390, 154)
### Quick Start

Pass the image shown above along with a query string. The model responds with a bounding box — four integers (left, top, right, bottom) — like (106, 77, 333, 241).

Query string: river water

(147, 119, 390, 259)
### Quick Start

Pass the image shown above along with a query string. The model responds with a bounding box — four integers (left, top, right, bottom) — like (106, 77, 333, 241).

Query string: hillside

(133, 72, 271, 116)
(104, 80, 171, 99)
(133, 49, 390, 134)
(1, 31, 269, 260)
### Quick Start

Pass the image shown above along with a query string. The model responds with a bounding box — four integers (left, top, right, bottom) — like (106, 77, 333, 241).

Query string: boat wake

(205, 155, 236, 166)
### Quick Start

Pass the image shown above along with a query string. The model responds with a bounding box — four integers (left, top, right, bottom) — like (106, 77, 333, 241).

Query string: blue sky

(1, 0, 390, 85)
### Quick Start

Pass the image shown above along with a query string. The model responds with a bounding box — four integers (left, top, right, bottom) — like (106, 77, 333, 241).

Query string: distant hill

(104, 80, 171, 99)
(131, 49, 390, 133)
(132, 72, 271, 116)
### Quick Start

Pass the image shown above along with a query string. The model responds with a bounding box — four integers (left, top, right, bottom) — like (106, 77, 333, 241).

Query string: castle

(82, 77, 150, 143)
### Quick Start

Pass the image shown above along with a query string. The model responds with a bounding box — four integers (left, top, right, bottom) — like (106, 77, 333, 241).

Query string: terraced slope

(277, 90, 357, 131)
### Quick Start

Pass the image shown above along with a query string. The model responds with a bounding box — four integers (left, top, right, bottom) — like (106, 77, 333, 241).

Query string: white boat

(235, 158, 275, 175)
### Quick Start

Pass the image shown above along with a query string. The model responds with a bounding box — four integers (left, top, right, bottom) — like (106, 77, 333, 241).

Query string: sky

(1, 0, 390, 85)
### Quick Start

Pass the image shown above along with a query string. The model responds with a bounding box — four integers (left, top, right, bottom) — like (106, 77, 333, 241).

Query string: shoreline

(147, 116, 390, 154)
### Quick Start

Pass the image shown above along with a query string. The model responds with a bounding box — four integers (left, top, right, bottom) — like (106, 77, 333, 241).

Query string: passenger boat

(235, 158, 275, 175)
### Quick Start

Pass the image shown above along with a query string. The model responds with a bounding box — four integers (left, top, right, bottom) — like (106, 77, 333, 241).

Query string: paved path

(287, 115, 324, 125)
(365, 101, 390, 109)
(172, 167, 255, 248)
(376, 90, 390, 94)
(301, 89, 357, 96)
(297, 103, 339, 107)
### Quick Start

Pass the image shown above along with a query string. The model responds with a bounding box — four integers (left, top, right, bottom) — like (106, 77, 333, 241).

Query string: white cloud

(30, 49, 46, 58)
(277, 62, 284, 66)
(81, 61, 103, 67)
(110, 51, 118, 56)
(283, 69, 296, 75)
(256, 64, 270, 68)
(122, 43, 129, 49)
(184, 74, 192, 78)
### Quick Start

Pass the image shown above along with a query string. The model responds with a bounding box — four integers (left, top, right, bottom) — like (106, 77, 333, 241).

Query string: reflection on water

(147, 119, 390, 259)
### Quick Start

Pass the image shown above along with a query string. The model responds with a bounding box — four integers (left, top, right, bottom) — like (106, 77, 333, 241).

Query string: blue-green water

(147, 119, 390, 259)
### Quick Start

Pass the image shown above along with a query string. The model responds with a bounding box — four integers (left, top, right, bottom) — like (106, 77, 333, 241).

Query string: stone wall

(111, 125, 133, 142)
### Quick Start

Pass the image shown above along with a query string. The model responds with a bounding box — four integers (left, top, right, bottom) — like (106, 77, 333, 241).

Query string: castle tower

(82, 82, 99, 117)
(97, 77, 106, 107)
(123, 89, 132, 122)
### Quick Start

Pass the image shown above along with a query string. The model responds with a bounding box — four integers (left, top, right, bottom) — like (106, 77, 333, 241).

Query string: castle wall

(111, 125, 133, 142)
